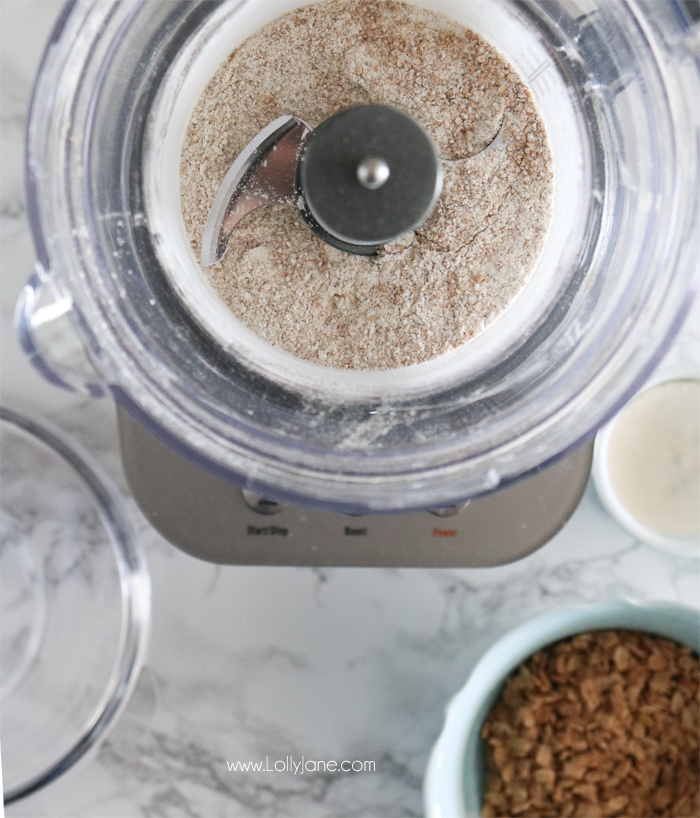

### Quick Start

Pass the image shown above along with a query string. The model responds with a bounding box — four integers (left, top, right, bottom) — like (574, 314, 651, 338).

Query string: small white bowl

(423, 600, 700, 818)
(592, 365, 699, 556)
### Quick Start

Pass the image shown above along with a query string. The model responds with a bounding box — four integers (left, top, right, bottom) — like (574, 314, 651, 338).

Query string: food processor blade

(200, 115, 311, 266)
(201, 106, 507, 264)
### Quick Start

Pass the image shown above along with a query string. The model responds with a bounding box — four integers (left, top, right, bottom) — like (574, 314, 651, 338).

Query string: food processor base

(117, 408, 593, 567)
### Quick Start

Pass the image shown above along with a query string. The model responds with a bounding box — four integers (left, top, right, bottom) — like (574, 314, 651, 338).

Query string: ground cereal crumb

(180, 0, 553, 369)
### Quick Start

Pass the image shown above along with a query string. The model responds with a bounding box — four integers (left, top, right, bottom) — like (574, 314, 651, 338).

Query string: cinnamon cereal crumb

(180, 0, 553, 370)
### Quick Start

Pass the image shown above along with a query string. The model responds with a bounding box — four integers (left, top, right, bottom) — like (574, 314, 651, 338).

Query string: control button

(242, 490, 289, 516)
(429, 501, 470, 518)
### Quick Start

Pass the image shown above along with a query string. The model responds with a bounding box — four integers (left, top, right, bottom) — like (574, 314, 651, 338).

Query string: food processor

(16, 0, 700, 565)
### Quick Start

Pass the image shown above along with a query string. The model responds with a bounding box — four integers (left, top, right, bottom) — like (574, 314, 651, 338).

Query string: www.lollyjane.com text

(227, 756, 375, 774)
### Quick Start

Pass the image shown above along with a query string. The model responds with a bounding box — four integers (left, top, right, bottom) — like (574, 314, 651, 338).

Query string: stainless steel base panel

(117, 407, 593, 567)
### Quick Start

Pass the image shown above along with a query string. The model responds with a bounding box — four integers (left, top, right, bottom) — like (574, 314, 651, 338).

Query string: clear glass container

(0, 409, 150, 803)
(16, 0, 700, 513)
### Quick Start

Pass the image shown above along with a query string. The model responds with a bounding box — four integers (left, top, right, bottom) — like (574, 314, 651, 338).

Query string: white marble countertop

(1, 3, 698, 817)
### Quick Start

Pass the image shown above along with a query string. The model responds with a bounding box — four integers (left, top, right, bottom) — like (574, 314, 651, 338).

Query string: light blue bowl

(423, 600, 700, 818)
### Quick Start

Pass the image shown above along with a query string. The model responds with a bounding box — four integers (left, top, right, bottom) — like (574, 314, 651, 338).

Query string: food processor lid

(0, 408, 150, 804)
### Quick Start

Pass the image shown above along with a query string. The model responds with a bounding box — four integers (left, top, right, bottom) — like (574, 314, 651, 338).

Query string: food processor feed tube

(17, 2, 700, 562)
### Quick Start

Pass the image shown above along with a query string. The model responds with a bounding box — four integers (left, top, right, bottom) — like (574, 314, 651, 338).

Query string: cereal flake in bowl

(481, 630, 698, 817)
(423, 601, 700, 818)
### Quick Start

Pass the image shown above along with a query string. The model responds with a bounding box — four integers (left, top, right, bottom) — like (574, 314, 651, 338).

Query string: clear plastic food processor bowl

(18, 0, 700, 513)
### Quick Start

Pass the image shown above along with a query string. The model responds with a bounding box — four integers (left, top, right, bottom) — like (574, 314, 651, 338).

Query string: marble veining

(1, 3, 699, 817)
